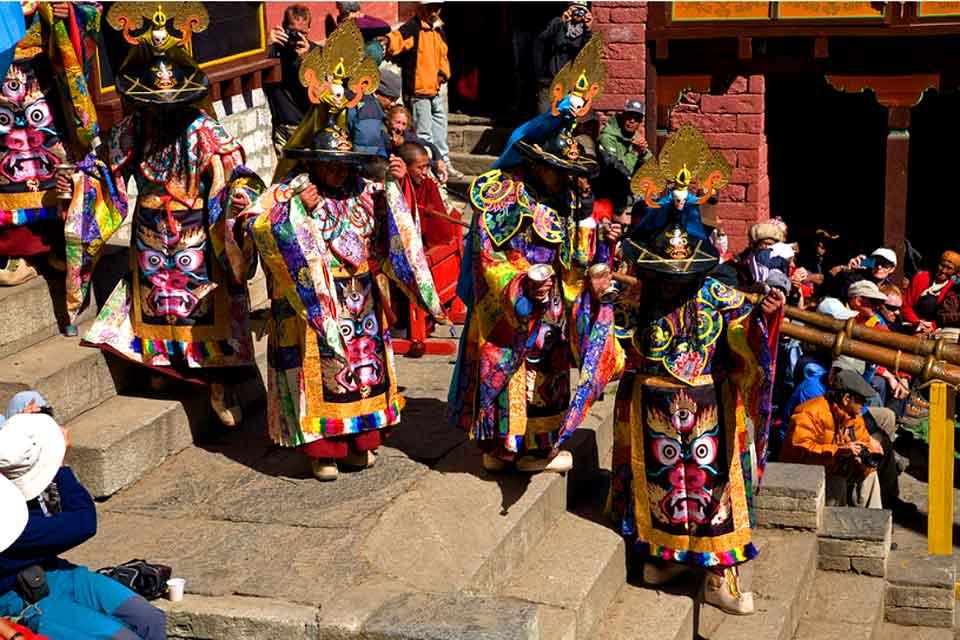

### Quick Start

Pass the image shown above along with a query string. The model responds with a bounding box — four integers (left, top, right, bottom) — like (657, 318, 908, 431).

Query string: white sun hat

(0, 413, 65, 501)
(0, 474, 28, 552)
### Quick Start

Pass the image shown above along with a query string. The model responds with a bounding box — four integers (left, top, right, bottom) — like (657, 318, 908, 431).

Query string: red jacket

(903, 270, 955, 327)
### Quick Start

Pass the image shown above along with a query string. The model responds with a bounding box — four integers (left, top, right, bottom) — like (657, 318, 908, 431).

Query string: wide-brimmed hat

(0, 474, 27, 552)
(514, 130, 600, 177)
(107, 4, 211, 108)
(0, 413, 65, 501)
(848, 279, 888, 301)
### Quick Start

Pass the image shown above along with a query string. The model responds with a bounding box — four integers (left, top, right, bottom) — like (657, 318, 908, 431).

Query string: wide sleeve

(63, 120, 133, 326)
(381, 176, 447, 322)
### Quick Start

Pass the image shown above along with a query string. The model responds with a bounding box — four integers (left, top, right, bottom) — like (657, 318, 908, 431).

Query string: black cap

(830, 370, 877, 401)
(623, 99, 645, 117)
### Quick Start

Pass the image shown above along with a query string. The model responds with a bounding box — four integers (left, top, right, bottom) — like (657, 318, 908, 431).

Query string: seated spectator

(597, 99, 652, 179)
(781, 370, 884, 509)
(384, 105, 448, 182)
(0, 391, 50, 429)
(903, 250, 960, 334)
(350, 68, 403, 156)
(266, 4, 318, 157)
(847, 280, 910, 404)
(878, 284, 911, 334)
(829, 247, 897, 300)
(798, 228, 840, 291)
(0, 410, 165, 639)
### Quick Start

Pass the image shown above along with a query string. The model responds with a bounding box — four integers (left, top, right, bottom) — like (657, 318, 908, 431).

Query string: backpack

(97, 559, 172, 600)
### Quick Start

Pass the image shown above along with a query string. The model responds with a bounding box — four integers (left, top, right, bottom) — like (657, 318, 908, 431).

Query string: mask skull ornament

(334, 277, 385, 396)
(136, 222, 213, 321)
(0, 64, 64, 189)
(643, 386, 730, 534)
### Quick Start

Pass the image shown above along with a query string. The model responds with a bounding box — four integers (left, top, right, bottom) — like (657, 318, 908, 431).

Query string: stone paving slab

(876, 622, 953, 640)
(592, 585, 694, 640)
(158, 594, 320, 640)
(799, 571, 885, 626)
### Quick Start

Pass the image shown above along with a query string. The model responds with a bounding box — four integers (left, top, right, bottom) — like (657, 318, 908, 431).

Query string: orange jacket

(386, 18, 450, 98)
(781, 395, 871, 472)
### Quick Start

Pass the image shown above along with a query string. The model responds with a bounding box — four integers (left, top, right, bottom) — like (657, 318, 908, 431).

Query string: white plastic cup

(166, 577, 186, 602)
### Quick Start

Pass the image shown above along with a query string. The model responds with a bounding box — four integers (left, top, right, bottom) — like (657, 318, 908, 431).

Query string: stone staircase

(3, 249, 957, 639)
(0, 249, 269, 499)
(446, 112, 510, 197)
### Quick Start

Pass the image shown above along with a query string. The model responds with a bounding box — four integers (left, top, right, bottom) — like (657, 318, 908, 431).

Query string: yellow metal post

(928, 382, 956, 555)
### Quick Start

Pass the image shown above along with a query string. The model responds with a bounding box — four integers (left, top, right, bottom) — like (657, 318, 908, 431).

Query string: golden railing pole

(927, 382, 956, 556)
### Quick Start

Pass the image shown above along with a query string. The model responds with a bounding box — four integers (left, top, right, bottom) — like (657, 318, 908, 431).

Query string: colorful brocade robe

(0, 2, 100, 228)
(607, 278, 781, 567)
(82, 112, 263, 377)
(448, 169, 602, 454)
(243, 173, 445, 447)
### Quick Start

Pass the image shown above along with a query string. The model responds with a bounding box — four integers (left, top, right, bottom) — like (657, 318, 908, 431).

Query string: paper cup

(166, 577, 186, 602)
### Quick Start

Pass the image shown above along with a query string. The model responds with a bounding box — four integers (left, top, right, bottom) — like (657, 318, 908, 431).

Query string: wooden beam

(825, 74, 939, 108)
(656, 75, 712, 108)
(884, 106, 910, 274)
(814, 37, 829, 59)
(738, 36, 753, 60)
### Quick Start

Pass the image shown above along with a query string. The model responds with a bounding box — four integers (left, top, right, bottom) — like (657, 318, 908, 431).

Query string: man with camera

(267, 5, 317, 157)
(533, 2, 593, 114)
(781, 370, 885, 508)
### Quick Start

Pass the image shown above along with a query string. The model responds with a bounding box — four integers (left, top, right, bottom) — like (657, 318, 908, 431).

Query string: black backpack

(98, 559, 172, 600)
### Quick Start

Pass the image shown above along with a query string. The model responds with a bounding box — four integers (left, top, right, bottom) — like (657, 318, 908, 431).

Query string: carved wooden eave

(824, 74, 940, 108)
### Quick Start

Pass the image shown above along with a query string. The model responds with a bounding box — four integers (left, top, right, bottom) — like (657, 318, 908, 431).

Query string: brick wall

(593, 1, 647, 112)
(669, 76, 770, 252)
(592, 1, 770, 249)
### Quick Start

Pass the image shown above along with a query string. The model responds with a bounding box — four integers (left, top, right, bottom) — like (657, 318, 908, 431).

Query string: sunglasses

(873, 259, 895, 269)
(883, 303, 902, 312)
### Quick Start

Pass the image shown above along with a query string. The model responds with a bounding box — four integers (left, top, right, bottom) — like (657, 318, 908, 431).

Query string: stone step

(698, 529, 818, 640)
(876, 622, 952, 640)
(794, 571, 886, 640)
(448, 123, 514, 155)
(884, 551, 956, 629)
(499, 511, 626, 639)
(448, 113, 497, 127)
(592, 584, 695, 640)
(66, 377, 617, 640)
(0, 274, 89, 359)
(449, 152, 498, 179)
(0, 327, 119, 424)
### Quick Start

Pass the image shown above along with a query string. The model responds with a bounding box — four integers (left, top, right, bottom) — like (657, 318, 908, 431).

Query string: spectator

(847, 280, 910, 404)
(829, 247, 897, 300)
(1, 472, 33, 640)
(0, 391, 50, 429)
(878, 284, 911, 334)
(0, 411, 166, 639)
(266, 4, 317, 157)
(902, 250, 960, 334)
(781, 370, 884, 508)
(383, 105, 447, 182)
(533, 2, 593, 114)
(398, 141, 461, 249)
(598, 99, 652, 180)
(350, 68, 403, 156)
(383, 2, 461, 179)
(798, 228, 839, 290)
(324, 2, 390, 63)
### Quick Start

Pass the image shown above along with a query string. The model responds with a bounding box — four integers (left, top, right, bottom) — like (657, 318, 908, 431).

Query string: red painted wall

(264, 1, 399, 42)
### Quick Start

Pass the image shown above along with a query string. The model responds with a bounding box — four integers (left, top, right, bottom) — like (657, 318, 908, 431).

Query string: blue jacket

(784, 362, 827, 420)
(0, 467, 97, 595)
(350, 98, 388, 156)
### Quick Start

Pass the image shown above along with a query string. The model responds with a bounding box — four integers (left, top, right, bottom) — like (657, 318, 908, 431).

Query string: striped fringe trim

(640, 541, 759, 568)
(302, 399, 403, 438)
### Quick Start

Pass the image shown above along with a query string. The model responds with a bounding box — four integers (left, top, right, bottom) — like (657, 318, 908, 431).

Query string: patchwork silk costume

(607, 125, 781, 570)
(448, 36, 615, 459)
(0, 2, 100, 258)
(82, 4, 263, 380)
(241, 20, 445, 456)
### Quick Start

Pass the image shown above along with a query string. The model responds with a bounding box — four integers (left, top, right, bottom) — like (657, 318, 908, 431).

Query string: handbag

(15, 566, 49, 604)
(97, 559, 171, 600)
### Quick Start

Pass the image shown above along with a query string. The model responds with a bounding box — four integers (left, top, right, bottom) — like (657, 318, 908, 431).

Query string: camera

(569, 5, 590, 19)
(284, 28, 305, 48)
(862, 451, 884, 469)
